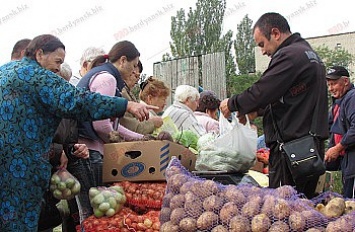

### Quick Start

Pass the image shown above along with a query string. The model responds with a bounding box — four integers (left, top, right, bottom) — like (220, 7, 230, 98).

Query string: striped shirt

(162, 101, 206, 136)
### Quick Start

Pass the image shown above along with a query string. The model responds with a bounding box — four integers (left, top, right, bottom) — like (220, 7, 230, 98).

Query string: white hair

(174, 85, 199, 102)
(79, 46, 105, 66)
(59, 62, 72, 81)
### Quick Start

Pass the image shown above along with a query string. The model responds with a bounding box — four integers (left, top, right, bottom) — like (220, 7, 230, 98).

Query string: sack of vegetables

(50, 168, 81, 200)
(89, 185, 126, 218)
(161, 157, 355, 231)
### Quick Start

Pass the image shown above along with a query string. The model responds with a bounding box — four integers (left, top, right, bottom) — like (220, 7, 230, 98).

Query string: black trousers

(343, 177, 355, 198)
(268, 142, 321, 199)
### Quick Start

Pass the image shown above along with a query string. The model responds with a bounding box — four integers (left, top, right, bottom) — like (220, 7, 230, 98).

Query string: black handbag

(281, 135, 326, 180)
(270, 92, 326, 181)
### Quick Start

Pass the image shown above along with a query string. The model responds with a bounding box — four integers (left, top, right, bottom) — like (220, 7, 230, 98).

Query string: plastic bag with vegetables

(50, 168, 81, 200)
(89, 185, 126, 218)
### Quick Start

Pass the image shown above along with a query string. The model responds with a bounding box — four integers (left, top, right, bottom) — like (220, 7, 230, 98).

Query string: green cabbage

(173, 130, 199, 151)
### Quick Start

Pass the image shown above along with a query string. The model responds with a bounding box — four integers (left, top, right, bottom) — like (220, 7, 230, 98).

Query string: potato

(180, 180, 197, 194)
(223, 185, 246, 206)
(269, 221, 290, 232)
(275, 185, 297, 199)
(322, 197, 345, 218)
(211, 225, 228, 232)
(289, 211, 306, 232)
(202, 179, 220, 195)
(298, 198, 315, 208)
(251, 213, 270, 232)
(327, 216, 355, 232)
(162, 192, 174, 207)
(272, 199, 291, 220)
(190, 180, 217, 198)
(325, 221, 343, 232)
(159, 207, 171, 222)
(260, 194, 276, 216)
(229, 215, 251, 232)
(168, 173, 190, 192)
(179, 217, 197, 232)
(344, 200, 355, 214)
(170, 208, 186, 225)
(197, 211, 219, 230)
(241, 196, 261, 218)
(220, 202, 239, 224)
(169, 194, 185, 209)
(203, 195, 224, 212)
(184, 191, 203, 219)
(160, 221, 179, 232)
(303, 210, 323, 227)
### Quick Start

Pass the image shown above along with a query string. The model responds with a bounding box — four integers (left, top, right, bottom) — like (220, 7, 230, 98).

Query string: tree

(234, 14, 255, 74)
(314, 45, 353, 69)
(167, 0, 236, 81)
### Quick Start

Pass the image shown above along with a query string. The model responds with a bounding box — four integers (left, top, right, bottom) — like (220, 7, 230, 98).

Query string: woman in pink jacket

(194, 90, 221, 134)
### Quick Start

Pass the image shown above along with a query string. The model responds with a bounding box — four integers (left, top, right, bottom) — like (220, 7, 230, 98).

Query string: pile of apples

(89, 186, 126, 218)
(50, 169, 81, 200)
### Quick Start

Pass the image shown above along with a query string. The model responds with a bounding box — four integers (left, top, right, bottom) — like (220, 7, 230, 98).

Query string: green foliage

(227, 73, 261, 96)
(314, 45, 354, 69)
(234, 14, 255, 74)
(167, 0, 236, 81)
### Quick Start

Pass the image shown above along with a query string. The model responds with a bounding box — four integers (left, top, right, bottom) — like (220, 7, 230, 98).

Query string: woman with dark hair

(194, 90, 221, 133)
(0, 34, 153, 232)
(76, 40, 146, 183)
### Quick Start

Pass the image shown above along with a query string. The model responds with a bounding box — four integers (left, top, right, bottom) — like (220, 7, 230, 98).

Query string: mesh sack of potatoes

(160, 157, 355, 232)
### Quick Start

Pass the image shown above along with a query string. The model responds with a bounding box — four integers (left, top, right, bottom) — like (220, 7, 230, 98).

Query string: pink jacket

(194, 111, 219, 134)
(78, 72, 143, 154)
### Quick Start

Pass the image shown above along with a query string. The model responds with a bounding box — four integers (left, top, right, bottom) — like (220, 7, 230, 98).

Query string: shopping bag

(152, 116, 179, 136)
(195, 114, 257, 172)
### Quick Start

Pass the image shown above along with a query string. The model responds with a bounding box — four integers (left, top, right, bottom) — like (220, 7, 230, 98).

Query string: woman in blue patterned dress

(0, 34, 153, 232)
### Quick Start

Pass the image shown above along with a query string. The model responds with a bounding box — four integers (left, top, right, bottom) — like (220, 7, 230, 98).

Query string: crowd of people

(0, 11, 353, 232)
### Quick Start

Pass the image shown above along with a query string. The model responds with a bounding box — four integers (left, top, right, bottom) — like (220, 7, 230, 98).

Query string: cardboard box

(103, 140, 196, 183)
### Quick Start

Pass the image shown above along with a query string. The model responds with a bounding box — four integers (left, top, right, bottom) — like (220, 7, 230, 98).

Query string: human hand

(324, 145, 343, 162)
(220, 98, 231, 119)
(149, 116, 163, 128)
(73, 144, 89, 159)
(256, 148, 269, 165)
(58, 151, 68, 169)
(236, 113, 247, 125)
(127, 101, 159, 121)
(247, 111, 258, 121)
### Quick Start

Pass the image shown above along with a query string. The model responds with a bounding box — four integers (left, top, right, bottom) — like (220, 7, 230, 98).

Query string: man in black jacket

(220, 12, 328, 198)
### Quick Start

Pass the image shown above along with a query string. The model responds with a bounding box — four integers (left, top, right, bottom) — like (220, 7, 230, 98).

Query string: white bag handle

(219, 114, 233, 136)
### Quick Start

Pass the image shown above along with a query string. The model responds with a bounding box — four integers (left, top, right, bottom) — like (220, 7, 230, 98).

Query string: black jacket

(228, 33, 329, 145)
(50, 119, 79, 167)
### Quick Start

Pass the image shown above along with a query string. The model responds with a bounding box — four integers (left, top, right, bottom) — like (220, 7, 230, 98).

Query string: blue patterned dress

(0, 57, 128, 231)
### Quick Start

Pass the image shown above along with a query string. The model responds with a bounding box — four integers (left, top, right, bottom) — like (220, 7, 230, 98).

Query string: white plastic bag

(195, 114, 257, 172)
